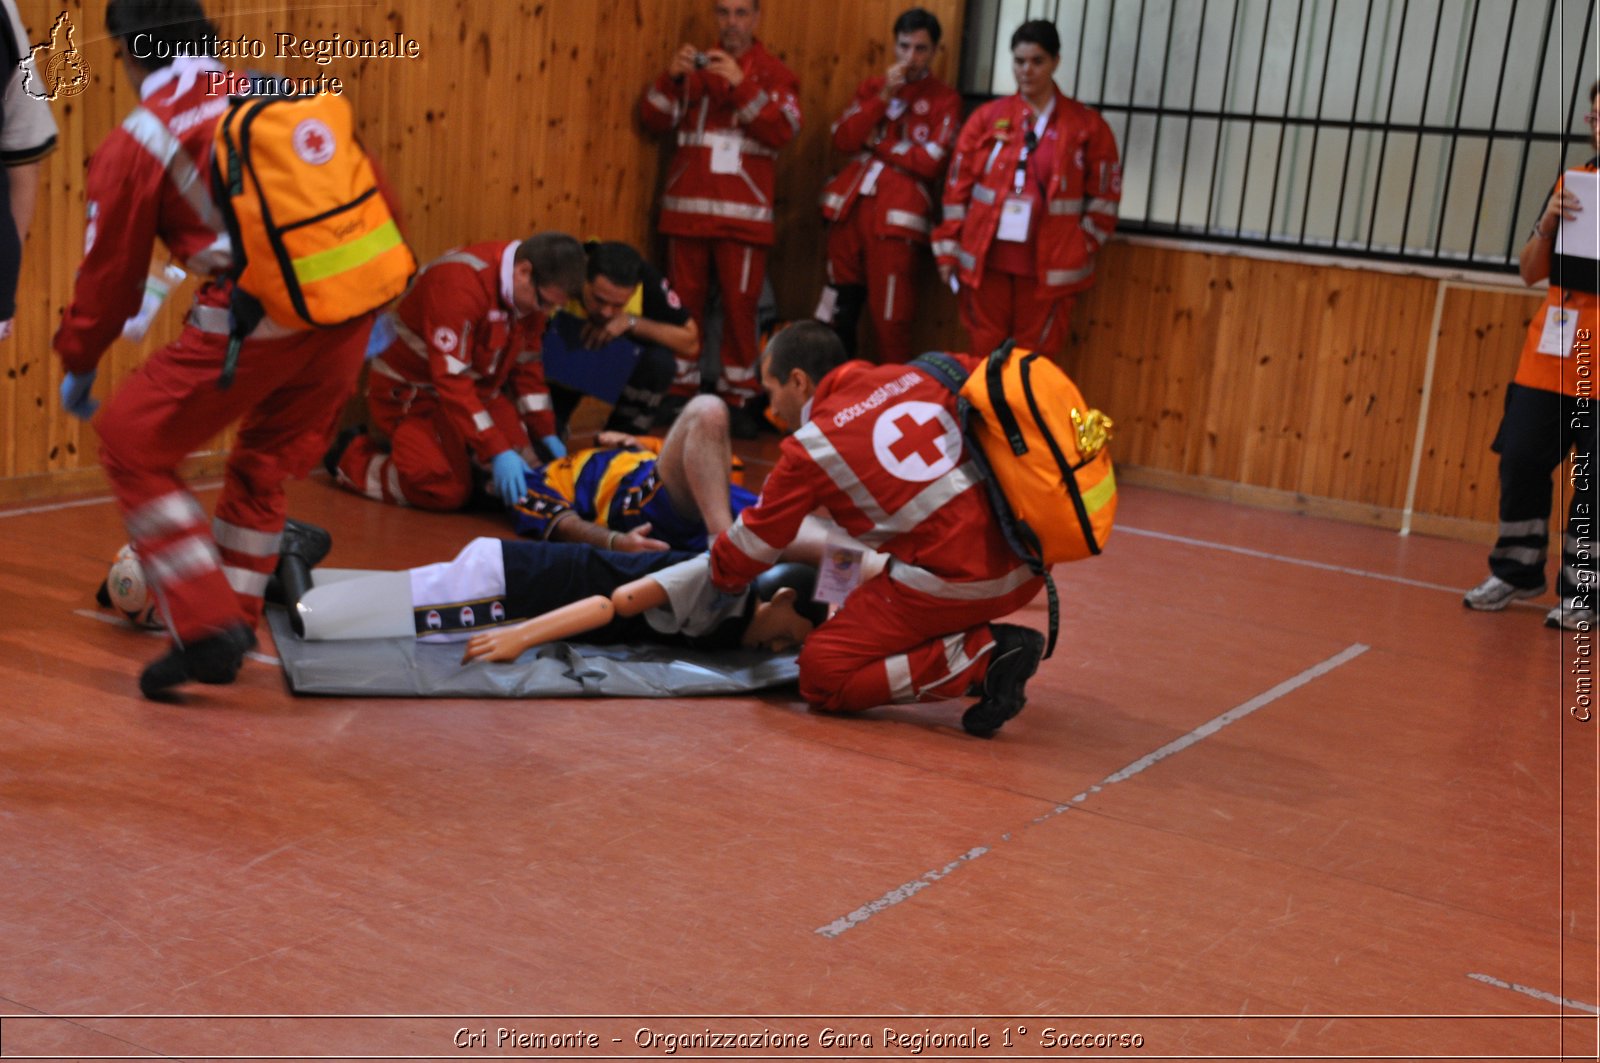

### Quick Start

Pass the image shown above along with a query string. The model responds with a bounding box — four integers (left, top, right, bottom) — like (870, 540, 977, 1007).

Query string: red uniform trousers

(337, 388, 530, 511)
(667, 236, 766, 404)
(96, 314, 372, 644)
(826, 208, 917, 365)
(797, 570, 1044, 713)
(960, 269, 1074, 358)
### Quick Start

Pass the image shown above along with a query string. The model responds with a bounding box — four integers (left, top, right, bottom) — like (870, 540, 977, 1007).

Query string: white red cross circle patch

(871, 401, 960, 482)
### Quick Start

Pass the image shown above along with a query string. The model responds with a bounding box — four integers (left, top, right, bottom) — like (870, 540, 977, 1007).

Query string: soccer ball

(104, 544, 162, 629)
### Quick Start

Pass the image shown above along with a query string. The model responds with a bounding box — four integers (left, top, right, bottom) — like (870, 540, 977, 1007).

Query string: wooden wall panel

(1414, 286, 1543, 525)
(1059, 241, 1544, 536)
(4, 0, 963, 502)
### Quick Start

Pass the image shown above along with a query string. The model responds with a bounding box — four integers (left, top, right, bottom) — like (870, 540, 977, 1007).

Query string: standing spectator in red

(52, 0, 392, 699)
(933, 19, 1120, 359)
(639, 0, 800, 433)
(816, 7, 959, 365)
(328, 233, 585, 512)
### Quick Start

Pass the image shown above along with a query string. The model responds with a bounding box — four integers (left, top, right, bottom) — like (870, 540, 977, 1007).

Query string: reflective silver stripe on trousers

(725, 516, 782, 566)
(888, 559, 1037, 600)
(212, 517, 281, 558)
(1048, 199, 1082, 216)
(883, 653, 917, 702)
(1081, 217, 1111, 245)
(517, 393, 551, 413)
(676, 130, 779, 158)
(145, 535, 222, 585)
(1046, 264, 1095, 286)
(1087, 197, 1120, 216)
(127, 491, 207, 541)
(942, 203, 966, 222)
(1501, 518, 1547, 538)
(224, 566, 271, 597)
(1490, 545, 1545, 565)
(917, 631, 990, 694)
(971, 184, 997, 205)
(122, 106, 228, 237)
(661, 196, 774, 224)
(884, 210, 930, 234)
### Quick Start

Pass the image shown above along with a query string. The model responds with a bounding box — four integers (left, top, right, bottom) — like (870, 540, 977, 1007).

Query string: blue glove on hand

(540, 434, 567, 460)
(60, 371, 99, 420)
(491, 449, 533, 507)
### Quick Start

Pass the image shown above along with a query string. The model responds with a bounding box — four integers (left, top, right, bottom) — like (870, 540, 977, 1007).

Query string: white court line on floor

(816, 643, 1370, 939)
(1118, 524, 1466, 593)
(0, 482, 225, 520)
(1467, 972, 1600, 1015)
(72, 609, 281, 666)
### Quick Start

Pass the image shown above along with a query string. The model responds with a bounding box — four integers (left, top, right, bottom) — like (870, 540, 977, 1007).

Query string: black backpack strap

(1041, 570, 1059, 658)
(986, 341, 1029, 455)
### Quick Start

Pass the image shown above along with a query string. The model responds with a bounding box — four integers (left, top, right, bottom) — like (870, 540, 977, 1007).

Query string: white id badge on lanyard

(997, 196, 1033, 242)
(708, 132, 742, 175)
(815, 543, 865, 607)
(1538, 305, 1577, 356)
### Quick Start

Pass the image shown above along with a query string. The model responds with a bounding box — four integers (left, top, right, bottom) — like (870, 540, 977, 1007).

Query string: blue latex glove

(364, 311, 397, 360)
(490, 449, 533, 507)
(540, 433, 567, 459)
(60, 371, 99, 420)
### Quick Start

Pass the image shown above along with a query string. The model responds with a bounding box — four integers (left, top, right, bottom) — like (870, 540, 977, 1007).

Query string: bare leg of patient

(654, 395, 735, 538)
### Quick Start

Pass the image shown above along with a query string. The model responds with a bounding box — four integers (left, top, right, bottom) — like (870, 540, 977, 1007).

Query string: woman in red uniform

(932, 20, 1120, 359)
(1463, 81, 1600, 631)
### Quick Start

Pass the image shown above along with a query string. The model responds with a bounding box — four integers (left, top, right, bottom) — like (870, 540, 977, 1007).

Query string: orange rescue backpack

(916, 345, 1117, 655)
(211, 91, 415, 384)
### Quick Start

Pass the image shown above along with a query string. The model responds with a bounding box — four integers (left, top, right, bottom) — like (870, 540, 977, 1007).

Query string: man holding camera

(639, 0, 800, 430)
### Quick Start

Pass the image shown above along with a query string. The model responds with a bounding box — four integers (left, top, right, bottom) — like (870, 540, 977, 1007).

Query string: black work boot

(961, 624, 1046, 738)
(138, 623, 257, 702)
(278, 518, 332, 571)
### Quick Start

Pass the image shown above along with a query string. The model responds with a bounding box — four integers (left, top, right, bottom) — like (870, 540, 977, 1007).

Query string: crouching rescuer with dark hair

(709, 321, 1047, 737)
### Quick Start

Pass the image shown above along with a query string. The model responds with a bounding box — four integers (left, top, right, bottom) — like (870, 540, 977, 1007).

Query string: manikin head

(735, 563, 830, 651)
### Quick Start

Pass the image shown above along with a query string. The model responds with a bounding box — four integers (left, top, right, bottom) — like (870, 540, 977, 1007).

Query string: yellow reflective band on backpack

(1080, 466, 1116, 514)
(291, 219, 405, 285)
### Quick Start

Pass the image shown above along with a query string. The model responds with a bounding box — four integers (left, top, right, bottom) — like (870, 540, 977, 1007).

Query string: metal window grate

(960, 0, 1599, 271)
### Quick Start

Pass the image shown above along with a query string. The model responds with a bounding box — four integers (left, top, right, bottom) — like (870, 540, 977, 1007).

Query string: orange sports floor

(1, 458, 1596, 1061)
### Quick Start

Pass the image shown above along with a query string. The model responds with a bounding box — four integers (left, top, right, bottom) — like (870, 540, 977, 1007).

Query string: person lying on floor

(294, 538, 831, 661)
(509, 397, 754, 553)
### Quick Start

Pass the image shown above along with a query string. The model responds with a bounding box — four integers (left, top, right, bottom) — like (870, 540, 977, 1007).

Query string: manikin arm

(460, 575, 672, 663)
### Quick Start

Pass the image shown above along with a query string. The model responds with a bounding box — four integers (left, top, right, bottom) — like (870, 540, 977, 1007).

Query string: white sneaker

(1463, 575, 1546, 611)
(1545, 597, 1597, 630)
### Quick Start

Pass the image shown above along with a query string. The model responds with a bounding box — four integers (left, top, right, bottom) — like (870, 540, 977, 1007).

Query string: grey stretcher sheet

(266, 609, 800, 698)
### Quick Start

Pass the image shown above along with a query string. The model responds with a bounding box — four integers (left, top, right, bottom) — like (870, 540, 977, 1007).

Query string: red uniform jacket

(54, 58, 237, 373)
(933, 88, 1121, 297)
(639, 40, 801, 246)
(370, 241, 555, 459)
(821, 73, 960, 243)
(711, 357, 1033, 598)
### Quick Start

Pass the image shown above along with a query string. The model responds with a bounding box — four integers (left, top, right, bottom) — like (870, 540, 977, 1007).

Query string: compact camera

(693, 52, 710, 68)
